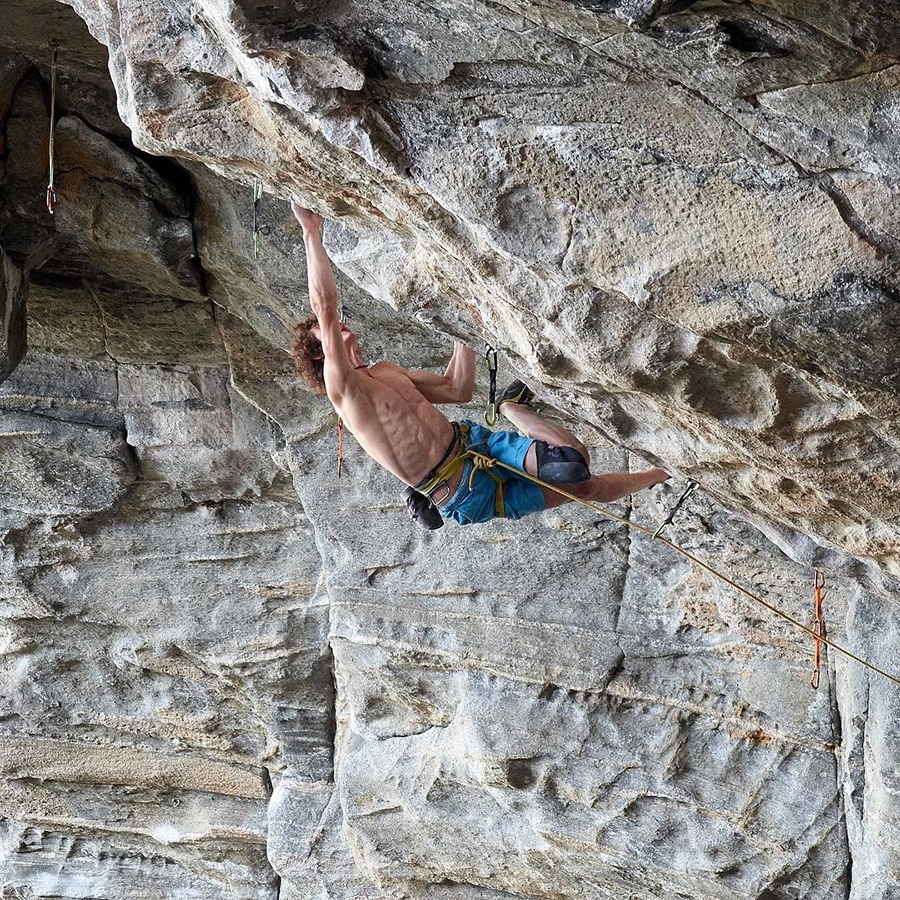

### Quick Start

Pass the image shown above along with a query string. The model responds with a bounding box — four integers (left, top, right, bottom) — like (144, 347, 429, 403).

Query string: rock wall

(0, 2, 898, 899)
(54, 0, 900, 581)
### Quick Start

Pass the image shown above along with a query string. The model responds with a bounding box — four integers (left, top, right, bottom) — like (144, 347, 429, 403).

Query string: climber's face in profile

(309, 321, 365, 368)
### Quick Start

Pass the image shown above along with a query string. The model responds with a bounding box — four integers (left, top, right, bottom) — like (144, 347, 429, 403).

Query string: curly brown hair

(290, 315, 327, 395)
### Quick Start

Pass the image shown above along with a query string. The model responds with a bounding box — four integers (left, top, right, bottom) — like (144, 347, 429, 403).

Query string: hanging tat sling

(810, 570, 827, 689)
(46, 41, 60, 215)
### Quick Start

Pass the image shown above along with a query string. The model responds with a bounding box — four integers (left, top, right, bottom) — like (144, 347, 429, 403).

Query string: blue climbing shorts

(438, 420, 546, 525)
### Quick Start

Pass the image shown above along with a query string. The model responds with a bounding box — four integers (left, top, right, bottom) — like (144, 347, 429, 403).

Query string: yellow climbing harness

(465, 451, 900, 691)
(415, 424, 506, 518)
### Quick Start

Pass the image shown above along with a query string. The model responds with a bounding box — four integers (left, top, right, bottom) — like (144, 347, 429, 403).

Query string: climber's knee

(534, 441, 591, 484)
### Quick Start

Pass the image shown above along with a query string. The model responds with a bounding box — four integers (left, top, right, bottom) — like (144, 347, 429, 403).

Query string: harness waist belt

(412, 422, 506, 518)
(414, 422, 465, 496)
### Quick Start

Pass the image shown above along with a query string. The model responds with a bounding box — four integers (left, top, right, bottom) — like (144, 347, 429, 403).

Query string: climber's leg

(499, 383, 667, 510)
(537, 467, 670, 510)
(501, 401, 591, 470)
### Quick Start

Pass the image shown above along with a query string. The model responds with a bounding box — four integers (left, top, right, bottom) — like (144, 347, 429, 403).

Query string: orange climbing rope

(466, 451, 900, 690)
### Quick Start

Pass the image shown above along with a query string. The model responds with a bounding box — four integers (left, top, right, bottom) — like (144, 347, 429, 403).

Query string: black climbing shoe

(497, 379, 534, 409)
(535, 441, 591, 484)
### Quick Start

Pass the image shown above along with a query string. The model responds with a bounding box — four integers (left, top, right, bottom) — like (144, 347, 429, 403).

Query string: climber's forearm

(302, 226, 340, 325)
(442, 342, 476, 403)
(404, 343, 475, 404)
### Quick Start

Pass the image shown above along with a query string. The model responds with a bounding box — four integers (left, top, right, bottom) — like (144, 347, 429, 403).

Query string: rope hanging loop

(46, 41, 60, 215)
(484, 345, 498, 426)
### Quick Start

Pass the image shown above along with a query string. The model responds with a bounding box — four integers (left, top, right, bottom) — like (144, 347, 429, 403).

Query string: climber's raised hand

(291, 202, 323, 234)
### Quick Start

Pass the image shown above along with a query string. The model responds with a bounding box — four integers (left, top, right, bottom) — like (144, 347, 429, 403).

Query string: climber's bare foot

(291, 202, 322, 234)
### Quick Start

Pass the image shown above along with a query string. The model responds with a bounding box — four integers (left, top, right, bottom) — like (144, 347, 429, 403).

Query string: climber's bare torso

(294, 203, 669, 516)
(328, 361, 460, 487)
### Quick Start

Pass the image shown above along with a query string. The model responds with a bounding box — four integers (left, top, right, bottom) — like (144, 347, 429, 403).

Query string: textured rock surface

(53, 0, 900, 582)
(0, 2, 899, 900)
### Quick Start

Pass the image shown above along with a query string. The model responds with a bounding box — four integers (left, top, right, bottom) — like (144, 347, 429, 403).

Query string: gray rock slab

(0, 411, 134, 516)
(3, 2, 900, 898)
(23, 279, 107, 359)
(0, 350, 120, 428)
(0, 818, 278, 900)
(0, 735, 269, 797)
(268, 777, 382, 900)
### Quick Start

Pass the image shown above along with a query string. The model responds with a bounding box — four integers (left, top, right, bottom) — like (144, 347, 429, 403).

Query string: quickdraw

(252, 179, 263, 258)
(652, 480, 699, 538)
(46, 41, 60, 215)
(484, 345, 498, 426)
(811, 570, 826, 689)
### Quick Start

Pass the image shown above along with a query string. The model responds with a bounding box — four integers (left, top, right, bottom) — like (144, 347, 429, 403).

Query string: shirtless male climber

(289, 203, 669, 528)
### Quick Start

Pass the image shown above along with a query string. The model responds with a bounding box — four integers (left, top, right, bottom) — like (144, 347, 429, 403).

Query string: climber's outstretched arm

(294, 205, 339, 326)
(384, 342, 476, 404)
(293, 203, 352, 395)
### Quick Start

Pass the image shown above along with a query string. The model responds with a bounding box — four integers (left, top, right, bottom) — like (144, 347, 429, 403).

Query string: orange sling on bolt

(810, 570, 826, 690)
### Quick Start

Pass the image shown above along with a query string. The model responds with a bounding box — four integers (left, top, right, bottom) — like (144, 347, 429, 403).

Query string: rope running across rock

(467, 451, 900, 690)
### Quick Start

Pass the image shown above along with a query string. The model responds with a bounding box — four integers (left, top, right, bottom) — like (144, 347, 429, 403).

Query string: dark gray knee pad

(535, 441, 591, 484)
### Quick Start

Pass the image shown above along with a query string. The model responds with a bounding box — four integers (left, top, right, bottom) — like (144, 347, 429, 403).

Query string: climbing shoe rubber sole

(497, 379, 534, 408)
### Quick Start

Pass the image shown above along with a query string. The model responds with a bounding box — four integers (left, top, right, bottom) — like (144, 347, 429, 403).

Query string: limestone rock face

(0, 2, 899, 900)
(53, 0, 900, 582)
